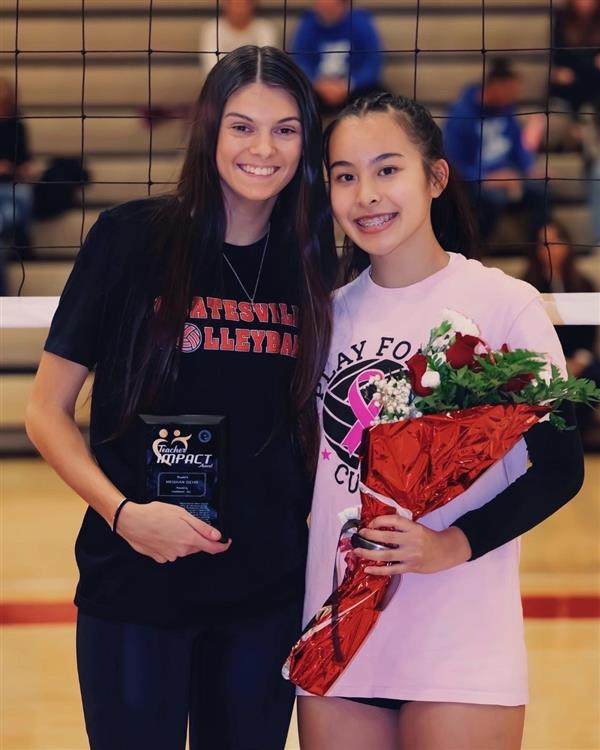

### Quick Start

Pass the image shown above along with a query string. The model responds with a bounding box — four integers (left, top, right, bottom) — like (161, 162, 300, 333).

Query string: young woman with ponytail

(297, 93, 583, 750)
(26, 46, 337, 750)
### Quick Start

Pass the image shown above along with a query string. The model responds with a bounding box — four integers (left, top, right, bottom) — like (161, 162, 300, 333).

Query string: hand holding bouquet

(283, 309, 599, 696)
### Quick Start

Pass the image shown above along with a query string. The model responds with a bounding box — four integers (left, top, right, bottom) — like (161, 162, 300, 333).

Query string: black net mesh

(0, 0, 598, 297)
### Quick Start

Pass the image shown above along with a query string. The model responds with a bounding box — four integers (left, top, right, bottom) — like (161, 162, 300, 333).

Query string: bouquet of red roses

(283, 309, 599, 696)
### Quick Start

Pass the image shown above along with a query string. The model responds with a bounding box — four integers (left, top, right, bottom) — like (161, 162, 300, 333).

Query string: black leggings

(76, 599, 302, 750)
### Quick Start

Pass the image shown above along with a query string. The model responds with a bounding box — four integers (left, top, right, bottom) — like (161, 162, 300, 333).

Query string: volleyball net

(0, 0, 598, 326)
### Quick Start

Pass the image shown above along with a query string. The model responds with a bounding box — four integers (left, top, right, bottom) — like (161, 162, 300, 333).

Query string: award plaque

(139, 414, 227, 535)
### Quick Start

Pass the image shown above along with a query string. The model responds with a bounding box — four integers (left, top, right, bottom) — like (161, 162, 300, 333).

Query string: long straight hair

(322, 93, 479, 283)
(109, 46, 337, 473)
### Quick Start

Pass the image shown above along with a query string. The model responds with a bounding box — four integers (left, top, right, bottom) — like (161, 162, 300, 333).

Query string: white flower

(440, 308, 480, 338)
(421, 369, 441, 389)
(338, 505, 361, 524)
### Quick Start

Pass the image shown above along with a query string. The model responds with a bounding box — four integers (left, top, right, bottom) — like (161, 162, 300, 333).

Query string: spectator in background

(291, 0, 383, 114)
(199, 0, 278, 75)
(147, 3, 277, 128)
(550, 0, 600, 117)
(523, 221, 600, 443)
(0, 77, 33, 293)
(581, 110, 600, 244)
(444, 58, 548, 246)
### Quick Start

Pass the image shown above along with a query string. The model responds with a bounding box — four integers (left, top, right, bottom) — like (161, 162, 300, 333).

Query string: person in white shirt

(199, 0, 279, 75)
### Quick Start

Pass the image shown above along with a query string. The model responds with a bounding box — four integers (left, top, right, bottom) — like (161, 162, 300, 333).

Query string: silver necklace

(222, 225, 270, 304)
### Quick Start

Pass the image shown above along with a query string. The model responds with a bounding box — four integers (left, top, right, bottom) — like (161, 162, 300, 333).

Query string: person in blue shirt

(444, 58, 549, 246)
(291, 0, 383, 114)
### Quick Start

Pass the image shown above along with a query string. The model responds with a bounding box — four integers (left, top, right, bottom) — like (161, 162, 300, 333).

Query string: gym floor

(1, 456, 599, 750)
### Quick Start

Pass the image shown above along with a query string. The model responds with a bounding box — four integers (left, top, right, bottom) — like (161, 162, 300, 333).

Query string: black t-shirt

(45, 198, 312, 626)
(0, 118, 30, 181)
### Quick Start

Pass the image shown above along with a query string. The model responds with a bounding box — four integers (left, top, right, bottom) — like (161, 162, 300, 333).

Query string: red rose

(500, 343, 511, 353)
(406, 352, 433, 396)
(446, 334, 483, 369)
(501, 372, 535, 393)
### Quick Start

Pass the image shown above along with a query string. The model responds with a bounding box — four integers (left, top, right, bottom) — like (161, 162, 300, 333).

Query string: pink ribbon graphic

(342, 369, 384, 455)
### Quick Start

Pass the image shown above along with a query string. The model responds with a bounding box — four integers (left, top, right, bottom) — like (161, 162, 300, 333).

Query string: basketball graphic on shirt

(322, 358, 404, 469)
(181, 323, 202, 353)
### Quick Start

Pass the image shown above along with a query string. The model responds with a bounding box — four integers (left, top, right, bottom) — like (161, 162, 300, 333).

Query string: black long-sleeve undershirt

(451, 402, 585, 560)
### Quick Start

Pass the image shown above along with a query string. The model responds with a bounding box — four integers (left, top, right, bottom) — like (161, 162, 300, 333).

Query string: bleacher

(1, 1, 598, 452)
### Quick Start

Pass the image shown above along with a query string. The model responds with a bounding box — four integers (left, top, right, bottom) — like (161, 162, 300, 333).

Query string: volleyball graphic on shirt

(181, 323, 202, 353)
(322, 357, 404, 469)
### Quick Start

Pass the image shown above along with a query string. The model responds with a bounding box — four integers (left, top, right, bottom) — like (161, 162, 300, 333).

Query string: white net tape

(1, 293, 599, 329)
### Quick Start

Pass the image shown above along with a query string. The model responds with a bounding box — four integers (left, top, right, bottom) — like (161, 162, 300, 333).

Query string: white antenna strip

(1, 294, 599, 329)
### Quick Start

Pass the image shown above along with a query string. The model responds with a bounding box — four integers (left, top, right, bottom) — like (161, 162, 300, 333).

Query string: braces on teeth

(358, 214, 394, 226)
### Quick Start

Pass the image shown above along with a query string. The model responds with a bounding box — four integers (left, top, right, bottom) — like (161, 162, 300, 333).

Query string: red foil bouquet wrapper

(283, 403, 549, 696)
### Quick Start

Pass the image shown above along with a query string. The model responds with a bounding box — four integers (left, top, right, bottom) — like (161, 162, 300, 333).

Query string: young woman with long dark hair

(297, 93, 583, 750)
(26, 46, 337, 750)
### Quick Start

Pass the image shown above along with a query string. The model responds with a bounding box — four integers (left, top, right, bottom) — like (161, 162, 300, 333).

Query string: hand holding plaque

(140, 414, 228, 538)
(114, 499, 228, 564)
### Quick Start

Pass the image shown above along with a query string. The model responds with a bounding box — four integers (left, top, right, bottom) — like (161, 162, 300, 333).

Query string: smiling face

(216, 82, 303, 212)
(328, 111, 447, 261)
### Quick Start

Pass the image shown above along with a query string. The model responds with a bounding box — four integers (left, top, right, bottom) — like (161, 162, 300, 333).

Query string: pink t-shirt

(301, 253, 566, 705)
